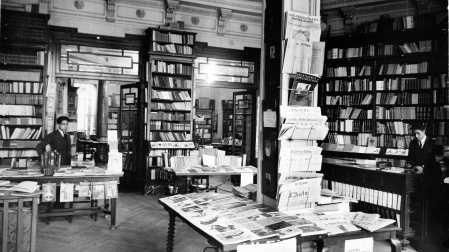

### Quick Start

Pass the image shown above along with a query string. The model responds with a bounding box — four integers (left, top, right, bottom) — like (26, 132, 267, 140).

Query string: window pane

(61, 45, 78, 58)
(79, 46, 123, 56)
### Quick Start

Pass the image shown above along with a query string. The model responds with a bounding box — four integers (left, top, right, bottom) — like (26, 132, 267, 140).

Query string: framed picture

(125, 93, 135, 105)
(226, 100, 234, 109)
(235, 120, 242, 126)
(238, 99, 249, 109)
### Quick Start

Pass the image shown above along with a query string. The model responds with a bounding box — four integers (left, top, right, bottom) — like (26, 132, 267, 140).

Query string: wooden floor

(35, 190, 420, 252)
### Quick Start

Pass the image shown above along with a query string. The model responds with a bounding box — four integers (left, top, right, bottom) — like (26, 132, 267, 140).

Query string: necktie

(418, 141, 422, 148)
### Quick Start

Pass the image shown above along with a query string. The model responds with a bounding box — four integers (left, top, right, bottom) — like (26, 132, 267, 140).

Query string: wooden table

(3, 174, 122, 229)
(164, 166, 257, 193)
(158, 195, 401, 252)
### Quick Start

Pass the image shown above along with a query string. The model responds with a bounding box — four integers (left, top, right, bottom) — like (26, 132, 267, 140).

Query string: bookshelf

(321, 26, 448, 167)
(194, 108, 214, 146)
(67, 86, 78, 157)
(140, 28, 197, 192)
(0, 9, 48, 169)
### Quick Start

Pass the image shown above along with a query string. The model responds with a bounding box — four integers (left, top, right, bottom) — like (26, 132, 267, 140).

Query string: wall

(3, 0, 263, 50)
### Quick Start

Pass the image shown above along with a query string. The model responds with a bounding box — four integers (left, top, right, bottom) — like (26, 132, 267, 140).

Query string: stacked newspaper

(232, 184, 257, 200)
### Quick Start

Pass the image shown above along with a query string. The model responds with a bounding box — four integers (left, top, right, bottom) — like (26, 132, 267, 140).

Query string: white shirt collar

(419, 135, 426, 147)
(58, 129, 65, 137)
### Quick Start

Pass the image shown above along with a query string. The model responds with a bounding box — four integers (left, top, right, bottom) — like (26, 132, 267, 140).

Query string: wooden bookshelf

(194, 108, 214, 146)
(0, 10, 48, 169)
(321, 26, 448, 166)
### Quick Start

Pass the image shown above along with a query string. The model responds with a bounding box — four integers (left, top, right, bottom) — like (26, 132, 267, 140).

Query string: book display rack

(0, 10, 49, 169)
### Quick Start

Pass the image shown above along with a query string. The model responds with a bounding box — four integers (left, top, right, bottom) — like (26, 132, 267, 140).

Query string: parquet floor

(35, 189, 420, 252)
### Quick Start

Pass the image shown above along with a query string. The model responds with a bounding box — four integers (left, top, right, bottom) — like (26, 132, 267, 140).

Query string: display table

(2, 174, 122, 230)
(158, 193, 401, 252)
(164, 166, 257, 193)
(321, 162, 421, 247)
(0, 195, 40, 252)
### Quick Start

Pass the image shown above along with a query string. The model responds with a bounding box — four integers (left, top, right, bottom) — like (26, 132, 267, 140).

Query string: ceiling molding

(119, 0, 165, 7)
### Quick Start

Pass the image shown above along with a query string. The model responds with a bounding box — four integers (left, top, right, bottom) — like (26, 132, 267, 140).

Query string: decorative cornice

(74, 0, 85, 10)
(136, 9, 145, 18)
(356, 2, 414, 14)
(230, 13, 261, 23)
(178, 6, 217, 16)
(106, 0, 116, 22)
(165, 0, 180, 24)
(187, 0, 262, 12)
(119, 0, 164, 8)
(218, 8, 232, 36)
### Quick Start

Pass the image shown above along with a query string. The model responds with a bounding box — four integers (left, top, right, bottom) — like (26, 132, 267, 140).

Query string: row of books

(326, 45, 375, 59)
(151, 90, 191, 101)
(148, 149, 192, 158)
(148, 141, 194, 149)
(376, 134, 412, 149)
(147, 167, 171, 180)
(399, 40, 432, 53)
(375, 106, 430, 119)
(0, 94, 43, 105)
(376, 122, 411, 135)
(0, 52, 44, 66)
(358, 15, 416, 33)
(151, 30, 194, 45)
(330, 181, 402, 211)
(0, 126, 42, 140)
(434, 74, 448, 88)
(378, 62, 428, 75)
(434, 89, 449, 103)
(376, 77, 431, 90)
(380, 92, 431, 105)
(0, 150, 38, 158)
(327, 120, 372, 133)
(325, 79, 373, 92)
(0, 117, 42, 125)
(152, 61, 193, 75)
(327, 133, 370, 146)
(434, 106, 449, 119)
(375, 158, 406, 168)
(433, 122, 449, 136)
(149, 121, 190, 131)
(152, 76, 192, 88)
(0, 70, 41, 82)
(326, 66, 372, 77)
(0, 140, 39, 148)
(150, 102, 192, 111)
(151, 43, 193, 55)
(149, 111, 191, 121)
(0, 105, 40, 116)
(436, 136, 449, 145)
(326, 107, 373, 120)
(325, 93, 373, 106)
(149, 132, 189, 141)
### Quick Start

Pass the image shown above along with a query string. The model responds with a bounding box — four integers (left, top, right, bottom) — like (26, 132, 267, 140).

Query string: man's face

(413, 129, 425, 141)
(58, 120, 69, 132)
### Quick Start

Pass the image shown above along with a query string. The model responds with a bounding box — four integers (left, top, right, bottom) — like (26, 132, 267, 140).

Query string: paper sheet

(263, 110, 277, 128)
(240, 173, 253, 187)
(237, 237, 296, 252)
(344, 237, 373, 252)
(202, 155, 216, 167)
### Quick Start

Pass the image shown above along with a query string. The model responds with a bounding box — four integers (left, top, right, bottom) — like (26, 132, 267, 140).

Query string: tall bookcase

(194, 108, 214, 146)
(321, 26, 448, 165)
(141, 28, 196, 192)
(0, 10, 49, 169)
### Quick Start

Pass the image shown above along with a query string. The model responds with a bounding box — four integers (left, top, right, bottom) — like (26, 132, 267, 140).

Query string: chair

(189, 176, 217, 193)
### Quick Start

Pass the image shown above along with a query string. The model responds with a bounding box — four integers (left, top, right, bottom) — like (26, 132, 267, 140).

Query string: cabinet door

(232, 91, 256, 165)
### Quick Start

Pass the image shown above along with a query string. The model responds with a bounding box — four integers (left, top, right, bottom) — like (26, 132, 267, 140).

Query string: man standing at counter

(406, 123, 440, 178)
(36, 116, 72, 165)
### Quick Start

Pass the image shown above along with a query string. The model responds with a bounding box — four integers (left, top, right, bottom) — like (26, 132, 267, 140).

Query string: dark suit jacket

(36, 130, 71, 165)
(406, 137, 440, 178)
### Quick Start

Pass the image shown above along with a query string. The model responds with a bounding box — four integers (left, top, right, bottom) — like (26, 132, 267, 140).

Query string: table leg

(167, 211, 176, 252)
(110, 198, 117, 230)
(314, 240, 324, 252)
(388, 238, 402, 252)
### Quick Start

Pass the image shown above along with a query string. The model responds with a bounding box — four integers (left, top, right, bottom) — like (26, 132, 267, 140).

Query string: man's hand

(412, 166, 423, 174)
(45, 144, 51, 152)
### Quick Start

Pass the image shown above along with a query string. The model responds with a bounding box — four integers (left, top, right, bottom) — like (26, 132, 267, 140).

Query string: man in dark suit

(406, 123, 440, 178)
(36, 116, 72, 165)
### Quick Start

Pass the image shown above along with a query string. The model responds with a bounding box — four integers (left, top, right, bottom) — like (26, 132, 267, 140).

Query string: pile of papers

(0, 181, 42, 196)
(232, 184, 257, 200)
(350, 212, 396, 232)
